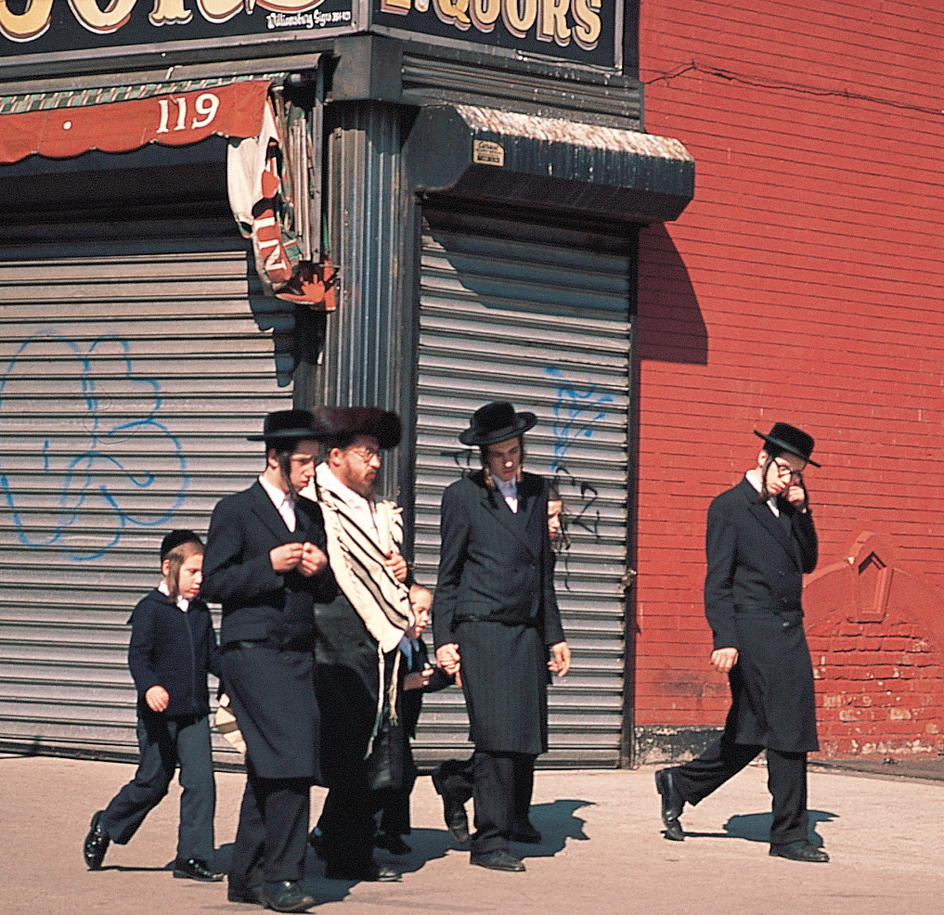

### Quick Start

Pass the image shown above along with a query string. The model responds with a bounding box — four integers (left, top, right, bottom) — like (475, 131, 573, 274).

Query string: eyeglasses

(349, 446, 381, 464)
(772, 458, 805, 481)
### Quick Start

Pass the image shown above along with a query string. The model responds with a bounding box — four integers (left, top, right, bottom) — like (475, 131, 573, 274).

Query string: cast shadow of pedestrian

(720, 809, 836, 847)
(510, 799, 593, 860)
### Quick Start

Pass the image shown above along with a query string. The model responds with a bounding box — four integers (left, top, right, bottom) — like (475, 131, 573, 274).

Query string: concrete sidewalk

(3, 753, 941, 915)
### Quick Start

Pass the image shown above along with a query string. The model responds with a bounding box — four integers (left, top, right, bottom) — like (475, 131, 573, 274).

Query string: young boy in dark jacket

(83, 530, 223, 881)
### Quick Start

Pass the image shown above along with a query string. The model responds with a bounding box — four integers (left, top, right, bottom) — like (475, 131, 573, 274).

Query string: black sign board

(0, 0, 355, 57)
(374, 0, 616, 67)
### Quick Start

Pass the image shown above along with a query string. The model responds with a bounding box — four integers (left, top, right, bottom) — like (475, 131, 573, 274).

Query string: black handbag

(366, 709, 406, 792)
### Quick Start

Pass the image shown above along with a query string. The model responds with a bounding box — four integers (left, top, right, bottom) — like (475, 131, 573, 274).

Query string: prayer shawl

(312, 463, 412, 652)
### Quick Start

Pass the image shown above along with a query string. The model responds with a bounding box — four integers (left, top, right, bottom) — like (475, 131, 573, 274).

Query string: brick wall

(634, 1, 944, 755)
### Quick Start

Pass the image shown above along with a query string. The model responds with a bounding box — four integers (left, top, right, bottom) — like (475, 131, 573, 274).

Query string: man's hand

(711, 647, 739, 674)
(436, 643, 461, 676)
(145, 685, 169, 713)
(298, 542, 328, 577)
(270, 542, 304, 573)
(384, 551, 409, 583)
(548, 641, 572, 677)
(785, 480, 808, 510)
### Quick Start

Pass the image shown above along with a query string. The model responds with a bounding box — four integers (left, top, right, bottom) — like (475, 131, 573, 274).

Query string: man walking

(655, 422, 828, 863)
(432, 401, 570, 873)
(203, 409, 336, 912)
(305, 406, 411, 883)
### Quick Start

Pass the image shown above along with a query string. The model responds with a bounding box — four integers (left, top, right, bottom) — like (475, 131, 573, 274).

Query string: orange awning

(0, 79, 271, 164)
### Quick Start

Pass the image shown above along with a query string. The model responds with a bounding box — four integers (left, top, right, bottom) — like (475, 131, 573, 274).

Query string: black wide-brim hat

(754, 422, 821, 467)
(459, 401, 538, 447)
(247, 409, 326, 443)
(312, 406, 402, 450)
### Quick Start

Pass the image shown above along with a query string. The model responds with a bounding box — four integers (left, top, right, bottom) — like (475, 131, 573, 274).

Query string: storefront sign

(373, 0, 616, 67)
(0, 0, 355, 56)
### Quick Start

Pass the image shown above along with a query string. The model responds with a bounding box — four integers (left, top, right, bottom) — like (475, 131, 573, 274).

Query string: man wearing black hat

(431, 401, 570, 873)
(304, 406, 411, 883)
(655, 422, 828, 864)
(203, 410, 335, 912)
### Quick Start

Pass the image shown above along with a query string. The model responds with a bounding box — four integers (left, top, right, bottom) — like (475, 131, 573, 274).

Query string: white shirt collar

(158, 580, 189, 612)
(745, 469, 779, 517)
(258, 474, 296, 530)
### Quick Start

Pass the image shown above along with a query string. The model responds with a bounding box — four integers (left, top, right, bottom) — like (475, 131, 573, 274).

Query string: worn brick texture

(634, 1, 944, 754)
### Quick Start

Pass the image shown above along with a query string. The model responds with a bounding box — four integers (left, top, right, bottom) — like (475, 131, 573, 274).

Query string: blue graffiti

(0, 331, 189, 560)
(545, 366, 613, 469)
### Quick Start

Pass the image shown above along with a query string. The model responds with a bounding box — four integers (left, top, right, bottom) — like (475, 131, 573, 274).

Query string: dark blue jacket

(127, 588, 222, 718)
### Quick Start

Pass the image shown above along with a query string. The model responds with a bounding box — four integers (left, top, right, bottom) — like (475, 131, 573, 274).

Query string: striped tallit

(312, 463, 412, 653)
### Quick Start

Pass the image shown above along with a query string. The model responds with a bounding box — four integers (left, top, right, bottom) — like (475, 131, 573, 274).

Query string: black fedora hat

(754, 422, 821, 467)
(459, 401, 537, 447)
(312, 406, 402, 450)
(247, 409, 324, 443)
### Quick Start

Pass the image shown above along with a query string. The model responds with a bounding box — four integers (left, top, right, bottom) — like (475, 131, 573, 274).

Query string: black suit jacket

(704, 476, 819, 753)
(203, 480, 335, 779)
(203, 481, 335, 648)
(432, 470, 564, 754)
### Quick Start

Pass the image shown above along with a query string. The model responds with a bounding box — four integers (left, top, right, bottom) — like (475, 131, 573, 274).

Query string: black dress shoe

(655, 768, 685, 842)
(324, 862, 401, 882)
(83, 810, 111, 870)
(470, 849, 526, 872)
(432, 765, 470, 844)
(375, 832, 412, 855)
(227, 883, 265, 905)
(173, 857, 225, 881)
(510, 818, 542, 844)
(769, 840, 829, 863)
(260, 881, 316, 913)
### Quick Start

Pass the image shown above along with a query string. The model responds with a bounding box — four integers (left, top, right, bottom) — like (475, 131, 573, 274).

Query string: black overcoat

(203, 481, 335, 780)
(704, 476, 819, 754)
(432, 470, 565, 756)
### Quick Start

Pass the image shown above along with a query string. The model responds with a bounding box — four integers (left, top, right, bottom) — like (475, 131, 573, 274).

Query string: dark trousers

(228, 759, 310, 890)
(670, 730, 809, 846)
(101, 712, 215, 863)
(437, 751, 536, 853)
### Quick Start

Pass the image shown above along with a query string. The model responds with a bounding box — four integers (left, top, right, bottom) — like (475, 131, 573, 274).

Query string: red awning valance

(0, 79, 271, 164)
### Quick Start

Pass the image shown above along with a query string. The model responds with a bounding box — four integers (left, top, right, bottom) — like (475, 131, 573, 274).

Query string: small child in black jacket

(83, 530, 223, 881)
(373, 584, 453, 854)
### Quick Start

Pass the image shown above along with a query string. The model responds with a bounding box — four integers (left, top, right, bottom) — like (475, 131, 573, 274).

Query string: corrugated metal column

(320, 101, 411, 493)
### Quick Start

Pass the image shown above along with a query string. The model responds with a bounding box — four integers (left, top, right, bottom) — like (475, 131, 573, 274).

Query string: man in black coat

(432, 401, 571, 873)
(203, 410, 336, 912)
(655, 422, 829, 864)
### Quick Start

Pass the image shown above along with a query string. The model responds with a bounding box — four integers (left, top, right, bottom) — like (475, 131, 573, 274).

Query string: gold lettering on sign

(149, 0, 194, 26)
(0, 0, 54, 41)
(502, 0, 537, 38)
(572, 0, 601, 50)
(67, 0, 137, 33)
(473, 140, 504, 166)
(470, 0, 500, 31)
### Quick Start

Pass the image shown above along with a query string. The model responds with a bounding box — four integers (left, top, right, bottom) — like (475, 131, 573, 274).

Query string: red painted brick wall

(634, 1, 944, 752)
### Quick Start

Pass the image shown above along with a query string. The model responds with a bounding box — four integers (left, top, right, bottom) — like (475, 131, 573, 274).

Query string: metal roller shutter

(0, 210, 293, 763)
(412, 206, 633, 768)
